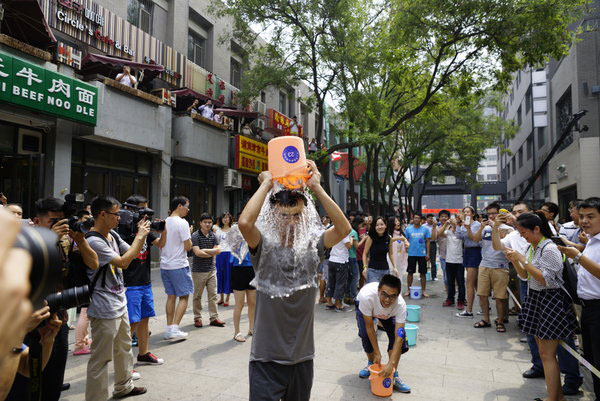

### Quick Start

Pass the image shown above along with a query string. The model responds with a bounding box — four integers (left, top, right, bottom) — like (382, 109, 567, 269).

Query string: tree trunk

(372, 144, 382, 216)
(365, 145, 373, 213)
(348, 142, 356, 211)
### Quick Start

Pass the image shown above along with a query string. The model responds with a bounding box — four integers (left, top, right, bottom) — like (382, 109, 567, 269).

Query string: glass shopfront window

(171, 160, 218, 226)
(71, 139, 152, 204)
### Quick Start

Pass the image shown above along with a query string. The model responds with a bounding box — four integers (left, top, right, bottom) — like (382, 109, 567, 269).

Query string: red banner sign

(266, 109, 303, 137)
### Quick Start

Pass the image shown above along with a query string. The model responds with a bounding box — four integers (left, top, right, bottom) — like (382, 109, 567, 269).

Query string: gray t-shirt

(480, 225, 512, 269)
(86, 231, 130, 319)
(249, 232, 325, 365)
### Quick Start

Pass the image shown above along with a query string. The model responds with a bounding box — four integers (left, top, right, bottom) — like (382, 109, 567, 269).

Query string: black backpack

(536, 241, 580, 305)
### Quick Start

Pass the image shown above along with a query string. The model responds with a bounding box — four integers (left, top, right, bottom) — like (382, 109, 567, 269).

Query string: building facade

(500, 1, 600, 215)
(0, 0, 322, 223)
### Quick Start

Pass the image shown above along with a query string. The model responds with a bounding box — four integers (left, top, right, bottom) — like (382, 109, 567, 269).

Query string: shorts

(318, 260, 329, 281)
(249, 360, 313, 401)
(160, 266, 194, 296)
(407, 256, 427, 274)
(232, 266, 256, 291)
(463, 247, 482, 268)
(355, 300, 397, 353)
(125, 284, 156, 323)
(477, 267, 510, 299)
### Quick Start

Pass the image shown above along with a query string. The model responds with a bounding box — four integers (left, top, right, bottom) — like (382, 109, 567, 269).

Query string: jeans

(367, 268, 388, 284)
(522, 279, 583, 388)
(345, 258, 359, 299)
(445, 262, 465, 302)
(326, 261, 349, 301)
(440, 257, 448, 286)
(429, 242, 438, 279)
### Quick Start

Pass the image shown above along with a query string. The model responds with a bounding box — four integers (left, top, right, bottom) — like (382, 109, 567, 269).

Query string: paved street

(62, 270, 596, 401)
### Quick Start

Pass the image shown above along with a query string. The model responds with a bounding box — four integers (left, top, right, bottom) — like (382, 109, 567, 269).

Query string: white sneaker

(132, 370, 141, 380)
(163, 329, 176, 340)
(172, 329, 188, 340)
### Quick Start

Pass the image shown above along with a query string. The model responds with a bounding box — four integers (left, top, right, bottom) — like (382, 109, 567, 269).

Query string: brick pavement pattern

(62, 270, 596, 400)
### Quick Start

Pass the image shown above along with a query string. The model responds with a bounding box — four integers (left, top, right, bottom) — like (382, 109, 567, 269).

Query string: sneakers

(163, 326, 188, 340)
(456, 310, 473, 318)
(457, 301, 465, 310)
(137, 352, 164, 365)
(132, 370, 141, 380)
(442, 299, 454, 307)
(358, 362, 373, 378)
(131, 333, 138, 347)
(393, 372, 411, 393)
(325, 304, 336, 310)
(335, 306, 352, 312)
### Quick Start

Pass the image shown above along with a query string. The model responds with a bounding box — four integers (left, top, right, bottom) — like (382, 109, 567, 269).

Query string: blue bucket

(426, 272, 432, 281)
(409, 286, 422, 300)
(405, 323, 419, 346)
(406, 305, 421, 322)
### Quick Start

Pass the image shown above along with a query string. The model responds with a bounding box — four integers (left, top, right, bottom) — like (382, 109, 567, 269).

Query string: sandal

(496, 323, 506, 333)
(494, 317, 509, 324)
(247, 330, 253, 336)
(234, 333, 246, 342)
(474, 320, 491, 328)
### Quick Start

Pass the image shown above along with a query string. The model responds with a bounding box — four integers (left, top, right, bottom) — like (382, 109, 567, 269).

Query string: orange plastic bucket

(368, 364, 393, 397)
(268, 137, 310, 189)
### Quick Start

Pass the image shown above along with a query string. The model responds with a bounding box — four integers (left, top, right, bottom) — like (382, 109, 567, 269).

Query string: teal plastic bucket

(406, 305, 421, 322)
(426, 272, 431, 281)
(405, 324, 419, 346)
(409, 286, 421, 300)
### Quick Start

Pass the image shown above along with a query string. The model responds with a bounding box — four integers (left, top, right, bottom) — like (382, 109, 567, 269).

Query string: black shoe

(562, 383, 582, 396)
(522, 368, 544, 379)
(61, 383, 71, 391)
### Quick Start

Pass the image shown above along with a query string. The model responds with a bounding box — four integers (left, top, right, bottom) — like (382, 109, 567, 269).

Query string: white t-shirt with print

(357, 282, 406, 322)
(160, 216, 191, 270)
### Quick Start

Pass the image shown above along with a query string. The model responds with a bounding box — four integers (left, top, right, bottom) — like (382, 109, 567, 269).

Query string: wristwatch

(574, 253, 583, 265)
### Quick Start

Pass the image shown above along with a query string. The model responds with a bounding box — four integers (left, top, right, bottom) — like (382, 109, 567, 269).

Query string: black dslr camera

(118, 203, 165, 240)
(63, 193, 94, 233)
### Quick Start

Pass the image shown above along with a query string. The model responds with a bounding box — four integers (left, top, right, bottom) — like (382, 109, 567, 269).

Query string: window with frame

(279, 92, 287, 115)
(487, 174, 498, 181)
(518, 146, 523, 167)
(127, 0, 153, 34)
(526, 133, 533, 160)
(188, 31, 206, 68)
(517, 104, 522, 126)
(525, 87, 532, 114)
(511, 158, 516, 175)
(538, 127, 545, 148)
(230, 58, 242, 89)
(556, 87, 573, 153)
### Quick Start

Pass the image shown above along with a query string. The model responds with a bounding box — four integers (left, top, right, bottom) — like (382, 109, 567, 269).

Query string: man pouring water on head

(238, 157, 351, 401)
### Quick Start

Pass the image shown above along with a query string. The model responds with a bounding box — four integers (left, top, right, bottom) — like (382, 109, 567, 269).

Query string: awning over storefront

(335, 153, 367, 181)
(171, 88, 223, 107)
(213, 108, 259, 119)
(0, 0, 57, 50)
(81, 53, 164, 83)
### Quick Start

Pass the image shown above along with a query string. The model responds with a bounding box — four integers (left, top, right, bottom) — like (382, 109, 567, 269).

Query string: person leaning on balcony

(115, 66, 137, 88)
(213, 111, 225, 124)
(187, 99, 200, 114)
(198, 100, 215, 120)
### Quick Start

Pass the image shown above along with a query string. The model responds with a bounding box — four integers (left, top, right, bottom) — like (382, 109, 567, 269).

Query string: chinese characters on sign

(234, 135, 268, 174)
(0, 52, 98, 125)
(266, 109, 303, 137)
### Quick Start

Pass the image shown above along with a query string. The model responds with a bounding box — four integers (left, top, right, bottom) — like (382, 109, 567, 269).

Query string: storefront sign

(234, 135, 268, 174)
(56, 42, 82, 69)
(266, 108, 303, 137)
(0, 51, 98, 125)
(40, 0, 185, 85)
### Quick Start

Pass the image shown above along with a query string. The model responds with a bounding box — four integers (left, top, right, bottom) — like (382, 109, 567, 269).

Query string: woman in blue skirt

(215, 213, 234, 306)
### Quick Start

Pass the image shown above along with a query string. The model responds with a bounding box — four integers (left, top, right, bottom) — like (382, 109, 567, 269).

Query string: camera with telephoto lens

(67, 215, 94, 233)
(45, 285, 90, 314)
(118, 203, 165, 239)
(13, 225, 63, 309)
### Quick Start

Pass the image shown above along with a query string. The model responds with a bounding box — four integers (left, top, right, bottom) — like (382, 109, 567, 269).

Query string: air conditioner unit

(17, 129, 42, 154)
(254, 100, 266, 115)
(224, 169, 242, 189)
(256, 119, 265, 130)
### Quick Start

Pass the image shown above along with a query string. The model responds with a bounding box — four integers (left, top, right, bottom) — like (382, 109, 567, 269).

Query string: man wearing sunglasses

(355, 274, 410, 393)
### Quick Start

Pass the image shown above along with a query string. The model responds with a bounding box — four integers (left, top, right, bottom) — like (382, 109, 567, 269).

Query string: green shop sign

(0, 51, 97, 125)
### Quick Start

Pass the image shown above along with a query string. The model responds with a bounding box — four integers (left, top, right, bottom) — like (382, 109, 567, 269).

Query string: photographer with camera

(85, 196, 151, 400)
(119, 195, 167, 365)
(6, 197, 99, 401)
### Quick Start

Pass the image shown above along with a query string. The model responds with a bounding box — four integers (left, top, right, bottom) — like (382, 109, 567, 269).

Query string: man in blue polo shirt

(404, 214, 430, 297)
